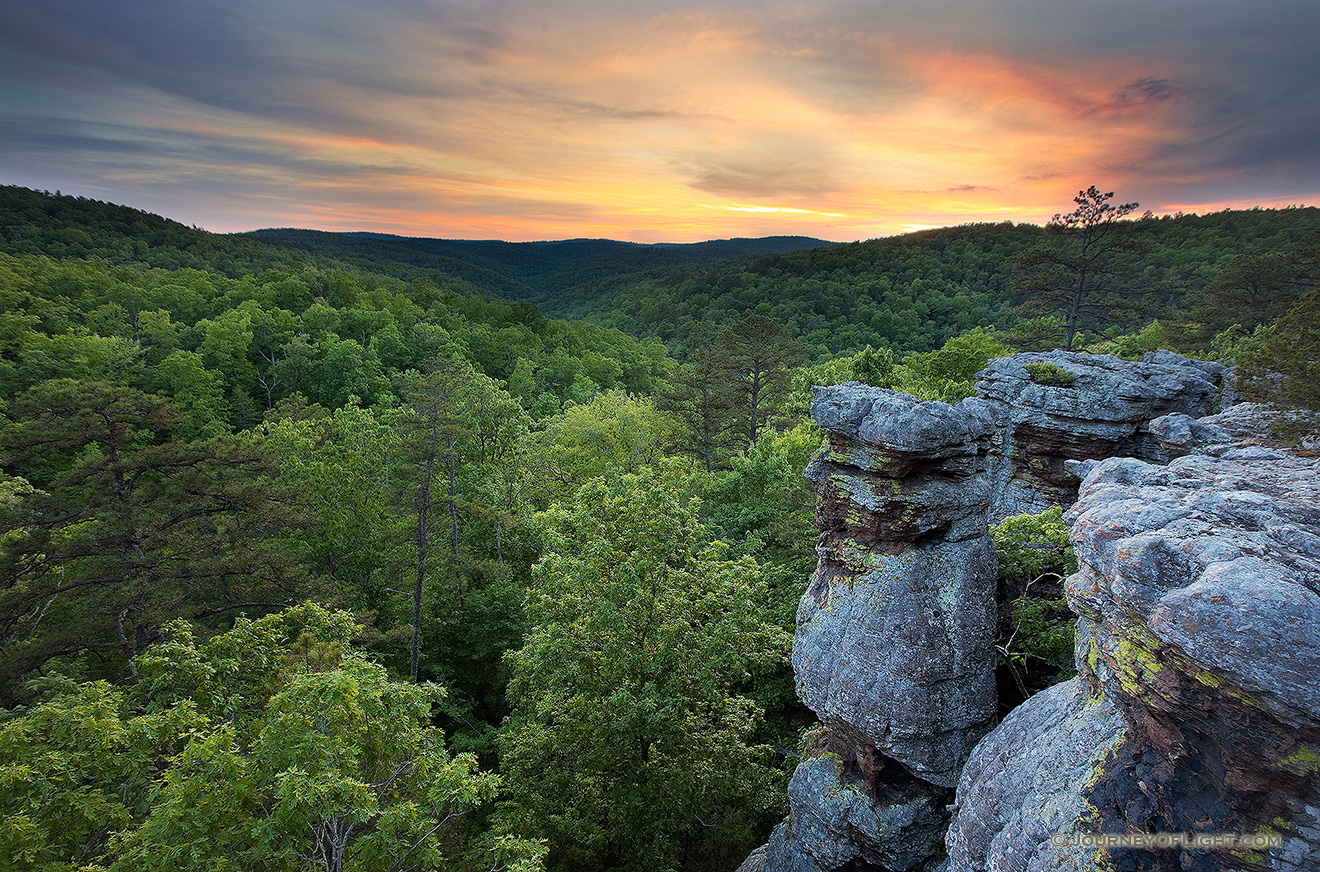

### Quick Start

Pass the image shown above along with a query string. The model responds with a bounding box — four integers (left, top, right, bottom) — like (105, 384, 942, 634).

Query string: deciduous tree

(0, 604, 523, 872)
(499, 466, 788, 872)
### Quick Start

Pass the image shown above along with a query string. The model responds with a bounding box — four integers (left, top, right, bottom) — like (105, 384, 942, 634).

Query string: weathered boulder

(798, 385, 999, 785)
(947, 447, 1320, 871)
(975, 351, 1224, 519)
(1197, 401, 1320, 448)
(1148, 412, 1230, 457)
(742, 355, 1278, 872)
(761, 822, 830, 872)
(787, 728, 948, 871)
(944, 678, 1126, 872)
(735, 843, 769, 872)
(1069, 451, 1320, 730)
(1140, 349, 1232, 389)
(760, 385, 1000, 872)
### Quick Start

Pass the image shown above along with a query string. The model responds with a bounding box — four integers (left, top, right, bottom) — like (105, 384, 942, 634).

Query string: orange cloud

(12, 3, 1309, 241)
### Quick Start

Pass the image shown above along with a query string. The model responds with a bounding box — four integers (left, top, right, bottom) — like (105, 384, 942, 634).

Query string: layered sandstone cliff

(946, 446, 1320, 871)
(753, 351, 1315, 872)
(763, 387, 999, 872)
(975, 350, 1226, 519)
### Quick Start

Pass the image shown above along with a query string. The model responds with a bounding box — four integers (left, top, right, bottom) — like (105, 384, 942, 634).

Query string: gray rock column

(766, 385, 1000, 871)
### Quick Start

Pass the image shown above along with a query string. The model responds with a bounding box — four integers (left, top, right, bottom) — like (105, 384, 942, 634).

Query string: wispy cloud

(710, 204, 844, 217)
(1, 0, 1317, 240)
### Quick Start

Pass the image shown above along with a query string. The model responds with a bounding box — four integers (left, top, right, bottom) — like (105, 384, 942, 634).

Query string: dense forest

(1, 184, 1317, 872)
(244, 228, 839, 304)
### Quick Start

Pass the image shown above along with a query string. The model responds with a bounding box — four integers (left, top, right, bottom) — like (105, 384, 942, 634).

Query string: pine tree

(713, 315, 806, 451)
(0, 379, 306, 699)
(1011, 186, 1142, 350)
(660, 321, 735, 472)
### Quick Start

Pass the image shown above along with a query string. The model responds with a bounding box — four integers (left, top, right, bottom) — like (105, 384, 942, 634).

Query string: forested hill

(244, 228, 838, 301)
(2, 181, 1319, 872)
(0, 184, 834, 303)
(0, 184, 328, 278)
(0, 184, 675, 421)
(526, 208, 1320, 355)
(8, 184, 1317, 362)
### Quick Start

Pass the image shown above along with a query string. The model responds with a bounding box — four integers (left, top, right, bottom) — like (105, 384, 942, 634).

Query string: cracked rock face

(1068, 451, 1320, 730)
(947, 448, 1320, 871)
(975, 351, 1224, 519)
(799, 385, 999, 787)
(793, 537, 997, 784)
(743, 355, 1304, 872)
(944, 678, 1127, 872)
(763, 385, 999, 872)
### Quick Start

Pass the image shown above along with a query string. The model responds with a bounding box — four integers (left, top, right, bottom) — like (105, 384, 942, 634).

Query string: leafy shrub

(1209, 323, 1273, 366)
(1023, 361, 1076, 387)
(989, 507, 1079, 702)
(1084, 319, 1174, 360)
(989, 505, 1077, 579)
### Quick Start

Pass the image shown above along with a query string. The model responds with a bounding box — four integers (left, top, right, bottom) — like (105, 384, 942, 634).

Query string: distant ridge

(245, 228, 839, 300)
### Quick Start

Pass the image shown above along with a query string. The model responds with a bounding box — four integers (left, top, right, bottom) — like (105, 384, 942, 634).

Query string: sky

(1, 0, 1318, 242)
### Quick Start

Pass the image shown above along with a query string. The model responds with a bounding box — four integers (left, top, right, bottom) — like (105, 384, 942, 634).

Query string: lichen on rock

(944, 678, 1127, 872)
(948, 447, 1320, 871)
(745, 352, 1320, 872)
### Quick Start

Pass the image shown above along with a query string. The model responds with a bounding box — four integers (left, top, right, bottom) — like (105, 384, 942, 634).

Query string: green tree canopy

(0, 603, 531, 872)
(498, 466, 789, 872)
(0, 379, 306, 698)
(1240, 286, 1320, 411)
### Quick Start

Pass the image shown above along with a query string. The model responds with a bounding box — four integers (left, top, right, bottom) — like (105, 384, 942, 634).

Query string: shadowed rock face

(947, 448, 1320, 872)
(786, 728, 949, 872)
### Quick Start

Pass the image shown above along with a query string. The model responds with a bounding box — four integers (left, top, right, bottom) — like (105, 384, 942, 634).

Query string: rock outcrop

(976, 351, 1226, 519)
(944, 679, 1127, 872)
(767, 385, 1000, 871)
(752, 352, 1320, 872)
(800, 386, 1000, 784)
(946, 446, 1320, 871)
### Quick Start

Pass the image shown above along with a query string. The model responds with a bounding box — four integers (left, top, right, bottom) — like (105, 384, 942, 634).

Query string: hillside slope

(244, 228, 838, 300)
(530, 210, 1320, 355)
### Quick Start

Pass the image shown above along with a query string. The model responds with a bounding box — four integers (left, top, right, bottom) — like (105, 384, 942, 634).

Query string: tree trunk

(410, 423, 439, 683)
(446, 434, 462, 610)
(1065, 268, 1087, 351)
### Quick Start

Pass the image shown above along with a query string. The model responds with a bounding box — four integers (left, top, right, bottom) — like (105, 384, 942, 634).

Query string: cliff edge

(754, 351, 1316, 872)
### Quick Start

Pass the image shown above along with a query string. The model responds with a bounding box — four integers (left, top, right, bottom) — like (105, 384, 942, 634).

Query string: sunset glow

(2, 1, 1318, 241)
